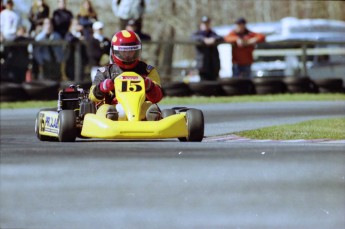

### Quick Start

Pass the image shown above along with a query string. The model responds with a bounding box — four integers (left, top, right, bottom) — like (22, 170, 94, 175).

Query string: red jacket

(224, 29, 265, 65)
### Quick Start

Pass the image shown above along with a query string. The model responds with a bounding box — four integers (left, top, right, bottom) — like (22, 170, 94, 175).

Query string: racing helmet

(111, 30, 142, 69)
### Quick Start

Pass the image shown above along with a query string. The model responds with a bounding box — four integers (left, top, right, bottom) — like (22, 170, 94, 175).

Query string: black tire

(252, 77, 286, 94)
(0, 82, 28, 102)
(163, 88, 193, 97)
(220, 78, 255, 95)
(162, 82, 192, 97)
(179, 109, 204, 142)
(161, 81, 188, 90)
(283, 77, 318, 93)
(161, 109, 176, 118)
(22, 80, 60, 100)
(188, 81, 225, 96)
(313, 78, 344, 93)
(58, 110, 77, 142)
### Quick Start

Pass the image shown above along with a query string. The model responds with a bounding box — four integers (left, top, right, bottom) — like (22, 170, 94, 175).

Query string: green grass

(0, 100, 58, 109)
(236, 118, 345, 140)
(1, 93, 344, 109)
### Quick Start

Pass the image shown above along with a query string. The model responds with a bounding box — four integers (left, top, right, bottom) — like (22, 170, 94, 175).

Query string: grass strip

(235, 118, 345, 140)
(1, 93, 344, 109)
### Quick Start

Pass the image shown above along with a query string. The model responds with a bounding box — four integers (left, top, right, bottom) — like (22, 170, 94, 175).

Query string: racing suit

(89, 61, 163, 104)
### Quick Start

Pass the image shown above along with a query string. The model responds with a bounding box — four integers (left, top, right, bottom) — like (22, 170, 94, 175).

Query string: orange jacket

(224, 29, 265, 65)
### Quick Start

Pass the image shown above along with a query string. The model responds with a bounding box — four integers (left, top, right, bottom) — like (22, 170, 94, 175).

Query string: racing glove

(99, 79, 114, 93)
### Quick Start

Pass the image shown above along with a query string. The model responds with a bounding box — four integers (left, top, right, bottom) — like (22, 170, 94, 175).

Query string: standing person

(34, 18, 64, 81)
(4, 26, 33, 83)
(77, 0, 97, 39)
(1, 0, 6, 11)
(64, 18, 88, 81)
(52, 0, 73, 38)
(89, 30, 163, 121)
(224, 17, 265, 78)
(86, 21, 111, 81)
(28, 0, 50, 37)
(112, 0, 145, 31)
(191, 16, 223, 81)
(125, 19, 150, 41)
(0, 0, 20, 41)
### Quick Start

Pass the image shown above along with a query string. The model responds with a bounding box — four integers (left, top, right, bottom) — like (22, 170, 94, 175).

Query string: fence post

(74, 42, 82, 82)
(161, 41, 174, 79)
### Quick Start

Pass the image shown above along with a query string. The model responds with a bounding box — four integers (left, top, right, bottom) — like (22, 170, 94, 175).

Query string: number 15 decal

(121, 81, 143, 92)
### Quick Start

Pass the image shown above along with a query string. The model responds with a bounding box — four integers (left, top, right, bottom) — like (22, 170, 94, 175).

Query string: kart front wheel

(179, 109, 204, 142)
(58, 110, 77, 142)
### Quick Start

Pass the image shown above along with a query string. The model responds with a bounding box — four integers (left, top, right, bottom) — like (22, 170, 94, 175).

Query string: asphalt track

(1, 101, 345, 229)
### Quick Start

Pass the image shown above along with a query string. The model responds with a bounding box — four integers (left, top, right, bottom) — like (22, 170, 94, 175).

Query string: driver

(89, 30, 163, 120)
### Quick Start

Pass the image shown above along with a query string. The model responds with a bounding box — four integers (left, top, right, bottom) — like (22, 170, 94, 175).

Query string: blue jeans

(232, 64, 252, 78)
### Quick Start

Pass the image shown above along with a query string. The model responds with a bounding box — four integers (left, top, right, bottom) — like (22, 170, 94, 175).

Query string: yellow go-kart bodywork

(35, 72, 204, 142)
(81, 72, 197, 140)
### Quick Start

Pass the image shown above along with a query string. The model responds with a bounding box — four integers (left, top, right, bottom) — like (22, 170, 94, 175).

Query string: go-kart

(35, 72, 204, 142)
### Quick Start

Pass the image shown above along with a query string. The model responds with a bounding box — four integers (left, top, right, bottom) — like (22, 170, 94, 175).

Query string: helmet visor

(113, 45, 141, 62)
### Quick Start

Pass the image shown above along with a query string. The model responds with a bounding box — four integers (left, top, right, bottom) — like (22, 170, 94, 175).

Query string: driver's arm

(145, 68, 163, 104)
(89, 68, 111, 102)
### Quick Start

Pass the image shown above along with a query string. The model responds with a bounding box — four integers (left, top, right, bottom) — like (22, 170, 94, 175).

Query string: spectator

(191, 16, 223, 81)
(112, 0, 145, 31)
(52, 0, 73, 38)
(77, 0, 97, 39)
(224, 17, 265, 78)
(0, 0, 5, 12)
(0, 0, 20, 41)
(125, 18, 150, 41)
(86, 21, 111, 81)
(34, 18, 64, 81)
(2, 26, 33, 83)
(65, 18, 84, 41)
(5, 26, 33, 83)
(64, 18, 88, 81)
(0, 32, 5, 81)
(28, 0, 50, 37)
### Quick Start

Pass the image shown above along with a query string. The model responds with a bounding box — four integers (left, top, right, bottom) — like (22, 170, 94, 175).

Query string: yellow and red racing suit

(89, 61, 163, 104)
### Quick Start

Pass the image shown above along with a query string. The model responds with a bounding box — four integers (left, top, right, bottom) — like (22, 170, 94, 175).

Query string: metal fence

(1, 39, 345, 83)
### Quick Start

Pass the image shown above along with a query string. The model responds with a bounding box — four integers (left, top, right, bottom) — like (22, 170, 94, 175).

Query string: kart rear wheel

(179, 109, 204, 142)
(161, 109, 176, 118)
(58, 110, 77, 142)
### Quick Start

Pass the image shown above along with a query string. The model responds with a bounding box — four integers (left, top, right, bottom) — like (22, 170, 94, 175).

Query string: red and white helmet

(111, 30, 142, 69)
